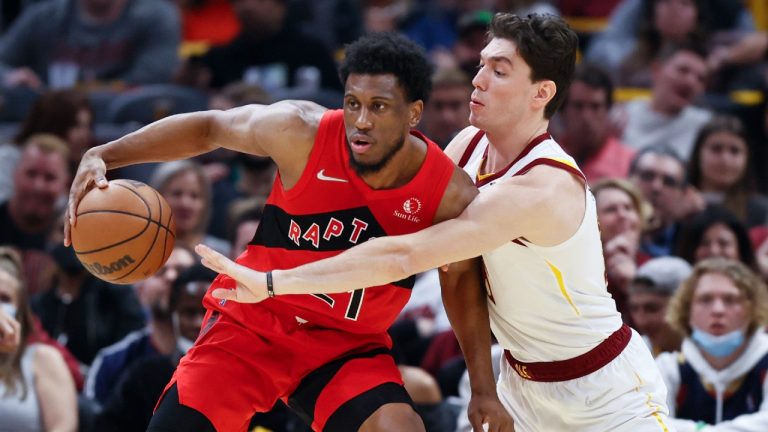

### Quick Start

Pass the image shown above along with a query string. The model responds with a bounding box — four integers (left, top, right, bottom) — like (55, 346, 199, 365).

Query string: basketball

(70, 179, 176, 284)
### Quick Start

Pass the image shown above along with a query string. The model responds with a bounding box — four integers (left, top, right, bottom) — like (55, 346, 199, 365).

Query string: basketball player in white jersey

(196, 13, 672, 432)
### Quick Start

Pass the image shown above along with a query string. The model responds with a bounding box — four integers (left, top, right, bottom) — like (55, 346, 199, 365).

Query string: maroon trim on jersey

(511, 238, 527, 247)
(513, 158, 587, 183)
(504, 324, 631, 382)
(458, 130, 486, 168)
(475, 132, 551, 187)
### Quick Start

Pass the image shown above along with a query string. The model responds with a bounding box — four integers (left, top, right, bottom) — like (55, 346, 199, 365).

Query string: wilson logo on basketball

(393, 198, 422, 223)
(83, 255, 136, 276)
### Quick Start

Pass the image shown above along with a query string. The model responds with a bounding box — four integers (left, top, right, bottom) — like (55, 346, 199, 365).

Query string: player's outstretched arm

(198, 170, 559, 302)
(64, 100, 325, 246)
(440, 259, 514, 432)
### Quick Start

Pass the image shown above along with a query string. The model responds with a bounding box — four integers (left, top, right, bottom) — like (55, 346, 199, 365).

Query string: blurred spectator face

(695, 223, 739, 262)
(629, 289, 671, 339)
(79, 0, 128, 21)
(230, 0, 286, 37)
(562, 81, 611, 153)
(652, 50, 707, 114)
(0, 269, 20, 316)
(66, 109, 93, 164)
(139, 247, 195, 314)
(654, 0, 698, 42)
(595, 186, 641, 244)
(233, 220, 260, 259)
(698, 131, 747, 191)
(630, 152, 686, 225)
(421, 84, 471, 148)
(174, 282, 207, 342)
(163, 170, 206, 237)
(12, 145, 69, 226)
(690, 272, 749, 337)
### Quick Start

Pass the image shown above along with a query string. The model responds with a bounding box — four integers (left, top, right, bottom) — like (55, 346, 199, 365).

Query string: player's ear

(408, 100, 424, 128)
(532, 80, 556, 111)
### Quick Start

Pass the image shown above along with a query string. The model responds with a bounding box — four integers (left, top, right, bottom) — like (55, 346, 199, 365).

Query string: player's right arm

(64, 101, 326, 246)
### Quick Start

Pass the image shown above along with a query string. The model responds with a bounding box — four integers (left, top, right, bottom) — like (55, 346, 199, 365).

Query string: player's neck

(485, 118, 549, 171)
(359, 135, 427, 190)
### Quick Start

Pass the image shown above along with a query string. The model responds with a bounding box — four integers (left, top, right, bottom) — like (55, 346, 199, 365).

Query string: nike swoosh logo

(585, 387, 612, 407)
(317, 169, 348, 183)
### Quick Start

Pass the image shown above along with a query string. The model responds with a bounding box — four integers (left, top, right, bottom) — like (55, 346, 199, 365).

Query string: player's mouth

(470, 98, 484, 109)
(350, 134, 374, 154)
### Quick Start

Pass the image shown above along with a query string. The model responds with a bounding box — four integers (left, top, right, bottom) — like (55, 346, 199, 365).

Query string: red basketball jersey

(204, 110, 455, 334)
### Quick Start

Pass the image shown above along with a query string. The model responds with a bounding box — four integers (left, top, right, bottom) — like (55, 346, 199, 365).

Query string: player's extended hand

(64, 150, 109, 247)
(0, 307, 20, 354)
(195, 244, 269, 303)
(468, 394, 515, 432)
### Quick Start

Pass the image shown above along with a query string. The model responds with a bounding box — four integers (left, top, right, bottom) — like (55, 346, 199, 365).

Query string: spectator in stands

(676, 205, 757, 270)
(228, 204, 262, 259)
(150, 160, 231, 257)
(657, 258, 768, 431)
(0, 136, 69, 295)
(92, 264, 213, 432)
(33, 242, 145, 365)
(592, 178, 653, 323)
(178, 0, 340, 92)
(418, 68, 471, 149)
(0, 0, 181, 89)
(618, 44, 712, 161)
(559, 63, 636, 183)
(85, 246, 196, 406)
(629, 256, 691, 356)
(586, 0, 754, 79)
(687, 115, 768, 228)
(629, 145, 705, 257)
(0, 90, 92, 200)
(0, 245, 77, 432)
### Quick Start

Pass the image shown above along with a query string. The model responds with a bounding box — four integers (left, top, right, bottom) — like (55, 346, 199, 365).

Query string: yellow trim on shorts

(635, 372, 669, 432)
(545, 260, 580, 315)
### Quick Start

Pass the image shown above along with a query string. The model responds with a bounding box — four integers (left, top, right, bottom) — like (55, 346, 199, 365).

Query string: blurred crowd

(2, 0, 768, 431)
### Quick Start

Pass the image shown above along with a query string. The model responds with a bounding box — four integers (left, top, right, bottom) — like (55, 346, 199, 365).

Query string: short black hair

(339, 32, 433, 103)
(629, 144, 686, 181)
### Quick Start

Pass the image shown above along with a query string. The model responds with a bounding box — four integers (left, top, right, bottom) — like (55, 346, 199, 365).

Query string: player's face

(470, 38, 538, 132)
(690, 272, 749, 337)
(343, 74, 420, 175)
(13, 146, 69, 223)
(163, 171, 206, 236)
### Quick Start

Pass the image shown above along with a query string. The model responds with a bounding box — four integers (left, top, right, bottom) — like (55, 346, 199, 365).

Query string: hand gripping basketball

(69, 179, 176, 284)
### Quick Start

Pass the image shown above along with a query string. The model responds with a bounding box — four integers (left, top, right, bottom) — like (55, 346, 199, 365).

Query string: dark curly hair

(489, 13, 578, 119)
(339, 32, 432, 103)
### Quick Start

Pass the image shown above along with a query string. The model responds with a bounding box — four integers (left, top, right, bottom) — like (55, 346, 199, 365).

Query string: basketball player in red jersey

(63, 33, 511, 431)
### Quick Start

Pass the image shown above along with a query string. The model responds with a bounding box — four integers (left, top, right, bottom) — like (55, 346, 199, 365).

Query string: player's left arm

(197, 165, 581, 303)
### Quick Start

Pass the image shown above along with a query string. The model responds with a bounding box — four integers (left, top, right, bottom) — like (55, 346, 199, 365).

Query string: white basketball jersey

(459, 130, 623, 363)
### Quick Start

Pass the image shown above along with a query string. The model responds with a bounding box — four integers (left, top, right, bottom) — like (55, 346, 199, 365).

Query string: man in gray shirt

(0, 0, 180, 89)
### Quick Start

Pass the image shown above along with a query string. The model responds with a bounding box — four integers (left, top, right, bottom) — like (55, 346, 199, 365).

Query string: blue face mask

(1, 302, 16, 319)
(691, 327, 745, 358)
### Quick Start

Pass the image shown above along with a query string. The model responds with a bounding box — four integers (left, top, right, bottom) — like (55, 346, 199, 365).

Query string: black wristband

(266, 271, 275, 298)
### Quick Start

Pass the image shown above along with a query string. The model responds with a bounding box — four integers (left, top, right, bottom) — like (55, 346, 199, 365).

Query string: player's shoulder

(443, 126, 483, 163)
(434, 166, 478, 223)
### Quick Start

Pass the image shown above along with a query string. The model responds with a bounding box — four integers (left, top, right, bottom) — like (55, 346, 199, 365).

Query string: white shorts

(497, 330, 673, 432)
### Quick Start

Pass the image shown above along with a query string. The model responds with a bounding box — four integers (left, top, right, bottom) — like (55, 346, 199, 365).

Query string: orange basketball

(71, 179, 176, 284)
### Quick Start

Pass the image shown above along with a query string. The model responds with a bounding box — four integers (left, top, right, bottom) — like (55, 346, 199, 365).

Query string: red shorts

(160, 305, 409, 431)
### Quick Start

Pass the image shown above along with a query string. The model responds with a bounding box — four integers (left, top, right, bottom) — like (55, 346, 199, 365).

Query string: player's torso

(207, 110, 455, 334)
(459, 131, 623, 362)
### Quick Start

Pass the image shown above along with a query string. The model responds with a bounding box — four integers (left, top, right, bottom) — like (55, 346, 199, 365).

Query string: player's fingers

(469, 414, 484, 432)
(211, 288, 237, 301)
(196, 244, 231, 273)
